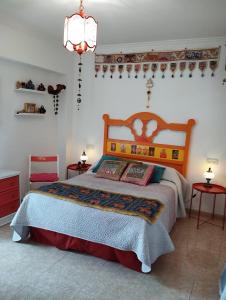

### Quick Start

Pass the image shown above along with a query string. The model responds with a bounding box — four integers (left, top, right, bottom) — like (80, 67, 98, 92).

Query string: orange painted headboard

(103, 112, 196, 177)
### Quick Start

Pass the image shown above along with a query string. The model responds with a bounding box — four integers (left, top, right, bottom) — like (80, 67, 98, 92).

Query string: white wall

(0, 23, 72, 74)
(71, 36, 226, 215)
(0, 24, 74, 198)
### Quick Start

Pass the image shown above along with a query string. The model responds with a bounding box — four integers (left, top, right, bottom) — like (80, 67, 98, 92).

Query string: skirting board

(0, 213, 15, 227)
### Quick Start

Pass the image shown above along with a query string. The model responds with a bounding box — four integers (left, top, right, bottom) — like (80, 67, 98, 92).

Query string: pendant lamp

(64, 0, 97, 110)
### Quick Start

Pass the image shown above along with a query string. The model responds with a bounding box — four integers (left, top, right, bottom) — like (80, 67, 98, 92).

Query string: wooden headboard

(103, 112, 196, 177)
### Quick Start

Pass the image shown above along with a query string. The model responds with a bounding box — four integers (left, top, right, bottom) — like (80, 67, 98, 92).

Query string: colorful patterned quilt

(35, 182, 164, 224)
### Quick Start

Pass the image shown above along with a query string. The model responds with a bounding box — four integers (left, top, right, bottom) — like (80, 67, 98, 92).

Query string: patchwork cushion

(95, 160, 128, 181)
(92, 155, 121, 173)
(30, 173, 59, 182)
(150, 166, 166, 183)
(121, 163, 154, 186)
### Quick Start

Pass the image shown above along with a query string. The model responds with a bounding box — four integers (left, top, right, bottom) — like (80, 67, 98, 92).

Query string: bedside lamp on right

(80, 150, 88, 165)
(203, 167, 215, 186)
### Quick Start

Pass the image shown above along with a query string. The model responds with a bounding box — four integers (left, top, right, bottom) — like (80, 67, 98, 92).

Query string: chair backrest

(29, 155, 59, 178)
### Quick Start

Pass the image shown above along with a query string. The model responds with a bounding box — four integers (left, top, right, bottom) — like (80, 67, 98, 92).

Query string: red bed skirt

(30, 227, 142, 272)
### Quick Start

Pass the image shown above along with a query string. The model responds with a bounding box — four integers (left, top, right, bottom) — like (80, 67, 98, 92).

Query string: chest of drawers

(0, 170, 20, 226)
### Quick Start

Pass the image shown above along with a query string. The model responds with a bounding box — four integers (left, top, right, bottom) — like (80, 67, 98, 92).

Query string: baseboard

(0, 213, 15, 227)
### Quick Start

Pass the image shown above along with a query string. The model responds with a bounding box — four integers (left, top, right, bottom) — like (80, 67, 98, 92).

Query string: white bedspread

(11, 168, 188, 273)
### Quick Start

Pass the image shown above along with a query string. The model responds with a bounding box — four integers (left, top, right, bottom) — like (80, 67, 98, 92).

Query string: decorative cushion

(95, 160, 128, 181)
(120, 163, 154, 186)
(150, 166, 166, 183)
(30, 173, 59, 182)
(92, 155, 121, 173)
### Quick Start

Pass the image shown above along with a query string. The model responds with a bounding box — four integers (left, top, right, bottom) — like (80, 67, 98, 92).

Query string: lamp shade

(203, 167, 215, 186)
(80, 151, 88, 163)
(203, 167, 215, 180)
(64, 13, 97, 55)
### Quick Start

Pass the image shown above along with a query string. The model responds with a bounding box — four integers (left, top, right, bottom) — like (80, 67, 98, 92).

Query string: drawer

(0, 200, 19, 218)
(0, 176, 19, 192)
(0, 188, 19, 206)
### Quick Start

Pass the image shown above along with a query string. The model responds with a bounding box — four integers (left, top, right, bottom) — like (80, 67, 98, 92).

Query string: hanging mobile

(170, 63, 177, 78)
(188, 62, 196, 78)
(151, 63, 158, 78)
(146, 78, 153, 109)
(160, 63, 167, 78)
(118, 65, 124, 79)
(134, 64, 141, 78)
(126, 64, 132, 78)
(77, 55, 82, 110)
(199, 61, 207, 77)
(95, 65, 100, 78)
(110, 65, 115, 78)
(209, 60, 218, 77)
(179, 62, 186, 78)
(48, 84, 66, 115)
(143, 64, 149, 78)
(102, 65, 108, 78)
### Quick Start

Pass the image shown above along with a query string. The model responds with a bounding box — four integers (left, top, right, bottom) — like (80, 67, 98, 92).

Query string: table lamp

(80, 151, 88, 164)
(203, 167, 215, 186)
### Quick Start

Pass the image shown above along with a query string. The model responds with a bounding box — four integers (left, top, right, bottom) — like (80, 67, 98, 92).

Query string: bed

(11, 112, 196, 273)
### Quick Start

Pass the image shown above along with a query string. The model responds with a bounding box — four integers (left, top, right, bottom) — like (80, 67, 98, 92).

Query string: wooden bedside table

(189, 182, 226, 230)
(66, 163, 91, 179)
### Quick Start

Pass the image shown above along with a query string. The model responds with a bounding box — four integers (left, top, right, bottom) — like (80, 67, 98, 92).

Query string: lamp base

(203, 182, 212, 188)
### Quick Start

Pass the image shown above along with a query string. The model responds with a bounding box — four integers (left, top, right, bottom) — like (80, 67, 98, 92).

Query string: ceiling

(0, 0, 226, 45)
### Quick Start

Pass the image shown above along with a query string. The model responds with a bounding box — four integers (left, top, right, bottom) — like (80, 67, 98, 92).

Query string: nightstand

(189, 182, 226, 230)
(66, 163, 91, 179)
(0, 170, 20, 226)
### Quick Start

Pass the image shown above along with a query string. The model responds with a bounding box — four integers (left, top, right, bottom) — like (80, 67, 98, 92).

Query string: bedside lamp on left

(203, 167, 215, 186)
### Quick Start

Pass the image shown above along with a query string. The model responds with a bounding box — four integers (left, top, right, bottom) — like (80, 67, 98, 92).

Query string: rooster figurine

(48, 84, 66, 115)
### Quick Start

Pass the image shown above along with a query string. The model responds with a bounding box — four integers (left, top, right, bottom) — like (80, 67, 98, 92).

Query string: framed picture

(172, 149, 179, 160)
(120, 144, 126, 153)
(110, 143, 116, 152)
(24, 103, 36, 113)
(148, 147, 155, 157)
(131, 144, 137, 154)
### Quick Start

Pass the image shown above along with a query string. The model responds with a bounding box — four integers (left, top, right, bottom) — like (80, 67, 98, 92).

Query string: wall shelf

(15, 88, 47, 95)
(15, 113, 45, 117)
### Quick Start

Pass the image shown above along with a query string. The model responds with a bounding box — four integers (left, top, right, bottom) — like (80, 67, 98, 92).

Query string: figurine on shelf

(21, 82, 26, 88)
(39, 105, 46, 114)
(37, 83, 46, 91)
(16, 81, 21, 89)
(25, 80, 35, 90)
(48, 84, 66, 115)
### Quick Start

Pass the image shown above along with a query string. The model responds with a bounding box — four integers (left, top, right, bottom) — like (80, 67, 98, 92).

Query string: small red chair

(29, 155, 59, 188)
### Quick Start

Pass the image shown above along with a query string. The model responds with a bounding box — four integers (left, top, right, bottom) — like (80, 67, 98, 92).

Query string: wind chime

(48, 84, 66, 115)
(146, 79, 154, 109)
(64, 0, 97, 110)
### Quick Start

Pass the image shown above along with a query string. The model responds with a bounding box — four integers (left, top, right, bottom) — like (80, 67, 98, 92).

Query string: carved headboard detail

(103, 112, 196, 177)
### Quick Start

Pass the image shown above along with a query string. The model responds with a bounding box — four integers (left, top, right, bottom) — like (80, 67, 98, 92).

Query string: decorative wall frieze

(94, 47, 221, 79)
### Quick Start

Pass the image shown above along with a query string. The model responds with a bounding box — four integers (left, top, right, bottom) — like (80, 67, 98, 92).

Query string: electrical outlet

(206, 158, 219, 164)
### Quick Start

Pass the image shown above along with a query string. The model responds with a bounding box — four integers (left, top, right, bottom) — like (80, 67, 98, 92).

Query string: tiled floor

(0, 217, 225, 300)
